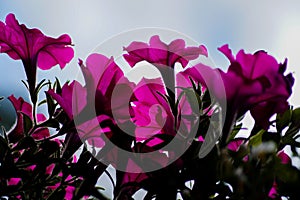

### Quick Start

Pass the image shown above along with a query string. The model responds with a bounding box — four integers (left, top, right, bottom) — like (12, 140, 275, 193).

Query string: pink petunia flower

(124, 35, 208, 100)
(7, 178, 21, 186)
(48, 54, 135, 148)
(8, 95, 50, 142)
(0, 13, 74, 95)
(268, 151, 292, 199)
(131, 77, 174, 143)
(183, 45, 294, 146)
(123, 35, 207, 69)
(48, 80, 86, 120)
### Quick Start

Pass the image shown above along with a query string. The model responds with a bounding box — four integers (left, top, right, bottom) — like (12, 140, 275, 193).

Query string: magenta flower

(48, 54, 135, 148)
(49, 53, 134, 120)
(0, 13, 74, 96)
(83, 53, 133, 118)
(268, 151, 292, 198)
(7, 178, 21, 186)
(124, 35, 207, 69)
(183, 45, 294, 133)
(227, 139, 245, 152)
(268, 181, 278, 199)
(48, 80, 86, 120)
(117, 158, 149, 197)
(8, 95, 50, 143)
(132, 78, 174, 142)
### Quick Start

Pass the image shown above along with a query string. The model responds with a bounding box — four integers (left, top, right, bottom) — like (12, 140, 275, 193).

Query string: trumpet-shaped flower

(8, 95, 50, 142)
(183, 45, 294, 130)
(0, 13, 74, 95)
(123, 35, 207, 69)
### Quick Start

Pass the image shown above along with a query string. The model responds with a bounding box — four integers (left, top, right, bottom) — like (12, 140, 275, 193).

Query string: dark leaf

(46, 188, 66, 200)
(21, 112, 33, 135)
(55, 77, 62, 95)
(14, 136, 36, 150)
(202, 90, 211, 109)
(248, 130, 265, 147)
(184, 89, 201, 114)
(0, 136, 9, 158)
(38, 99, 47, 107)
(276, 108, 292, 133)
(291, 108, 300, 125)
(228, 123, 243, 142)
(45, 92, 56, 117)
(39, 119, 60, 129)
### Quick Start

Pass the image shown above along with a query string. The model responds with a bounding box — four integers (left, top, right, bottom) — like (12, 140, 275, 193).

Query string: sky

(0, 1, 300, 199)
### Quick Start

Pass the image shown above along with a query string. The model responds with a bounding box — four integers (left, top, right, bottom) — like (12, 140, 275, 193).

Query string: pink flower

(46, 173, 76, 200)
(49, 54, 133, 120)
(268, 151, 292, 198)
(48, 80, 86, 120)
(277, 150, 291, 165)
(183, 45, 294, 132)
(118, 159, 149, 197)
(48, 54, 135, 148)
(65, 185, 76, 200)
(7, 178, 21, 186)
(26, 164, 36, 171)
(227, 139, 245, 152)
(268, 181, 278, 199)
(124, 35, 207, 69)
(132, 78, 174, 142)
(45, 163, 56, 175)
(124, 35, 207, 106)
(8, 95, 50, 142)
(83, 53, 132, 118)
(0, 13, 74, 95)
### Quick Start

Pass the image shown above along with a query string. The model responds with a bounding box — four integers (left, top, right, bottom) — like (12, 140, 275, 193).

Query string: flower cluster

(0, 13, 299, 200)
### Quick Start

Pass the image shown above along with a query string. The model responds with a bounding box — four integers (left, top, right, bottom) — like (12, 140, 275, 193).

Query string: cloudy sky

(0, 1, 300, 198)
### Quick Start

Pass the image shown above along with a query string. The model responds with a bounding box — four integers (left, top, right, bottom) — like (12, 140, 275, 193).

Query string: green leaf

(189, 76, 202, 96)
(46, 188, 66, 200)
(291, 108, 300, 128)
(0, 135, 9, 158)
(32, 79, 47, 104)
(46, 92, 56, 117)
(35, 79, 47, 92)
(249, 130, 265, 147)
(276, 108, 292, 133)
(183, 89, 201, 114)
(202, 90, 211, 109)
(275, 162, 298, 183)
(38, 99, 47, 107)
(285, 108, 300, 137)
(1, 126, 9, 144)
(21, 80, 29, 91)
(228, 123, 243, 142)
(262, 131, 280, 146)
(281, 134, 295, 146)
(21, 112, 33, 135)
(39, 119, 60, 129)
(14, 136, 36, 150)
(55, 77, 62, 94)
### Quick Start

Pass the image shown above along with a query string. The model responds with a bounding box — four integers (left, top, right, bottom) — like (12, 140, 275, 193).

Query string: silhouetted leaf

(46, 92, 56, 117)
(276, 108, 292, 133)
(21, 112, 33, 135)
(14, 136, 36, 150)
(249, 130, 265, 147)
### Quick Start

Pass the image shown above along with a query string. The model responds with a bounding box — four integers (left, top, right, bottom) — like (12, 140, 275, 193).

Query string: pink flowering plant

(0, 13, 300, 200)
